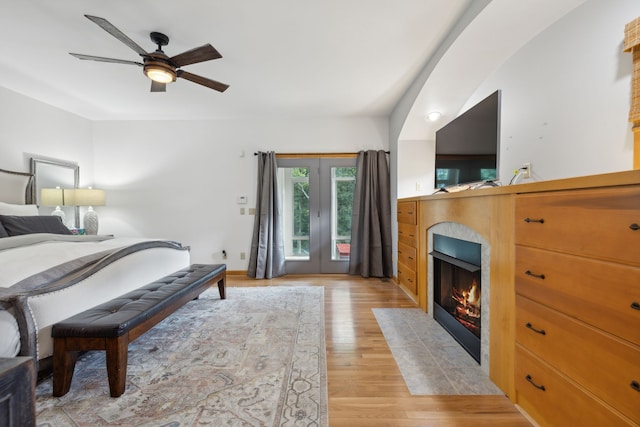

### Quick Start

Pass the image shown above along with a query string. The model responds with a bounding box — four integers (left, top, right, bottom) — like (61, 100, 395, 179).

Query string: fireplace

(431, 234, 482, 363)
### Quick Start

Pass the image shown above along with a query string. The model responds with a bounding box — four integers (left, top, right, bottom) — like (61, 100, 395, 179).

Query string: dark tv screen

(435, 90, 501, 189)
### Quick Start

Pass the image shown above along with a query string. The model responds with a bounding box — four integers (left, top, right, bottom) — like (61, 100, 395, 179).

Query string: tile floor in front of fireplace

(373, 307, 503, 395)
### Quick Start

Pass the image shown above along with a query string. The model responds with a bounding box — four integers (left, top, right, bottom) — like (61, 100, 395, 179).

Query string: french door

(277, 156, 356, 274)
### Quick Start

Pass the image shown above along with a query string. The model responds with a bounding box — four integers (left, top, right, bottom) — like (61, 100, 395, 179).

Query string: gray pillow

(0, 215, 72, 236)
(0, 221, 8, 238)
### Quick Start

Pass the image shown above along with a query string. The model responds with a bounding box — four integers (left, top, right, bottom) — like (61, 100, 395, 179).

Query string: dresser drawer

(398, 222, 418, 247)
(397, 242, 417, 271)
(516, 295, 640, 423)
(516, 245, 640, 346)
(515, 186, 640, 265)
(397, 264, 417, 294)
(397, 201, 417, 225)
(515, 345, 635, 427)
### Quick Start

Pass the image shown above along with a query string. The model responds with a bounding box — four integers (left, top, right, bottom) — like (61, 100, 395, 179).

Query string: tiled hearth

(373, 308, 501, 395)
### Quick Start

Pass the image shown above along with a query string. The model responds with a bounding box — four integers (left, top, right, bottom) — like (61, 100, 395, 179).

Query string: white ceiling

(0, 0, 586, 128)
(0, 0, 470, 121)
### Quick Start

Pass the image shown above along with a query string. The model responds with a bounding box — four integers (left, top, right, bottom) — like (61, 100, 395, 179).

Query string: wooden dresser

(514, 186, 640, 426)
(396, 169, 640, 420)
(397, 200, 419, 303)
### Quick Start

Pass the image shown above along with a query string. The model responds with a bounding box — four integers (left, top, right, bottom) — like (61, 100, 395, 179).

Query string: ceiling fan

(70, 15, 229, 93)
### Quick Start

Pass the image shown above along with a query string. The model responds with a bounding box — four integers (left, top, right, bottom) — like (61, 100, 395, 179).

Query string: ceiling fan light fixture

(144, 63, 176, 83)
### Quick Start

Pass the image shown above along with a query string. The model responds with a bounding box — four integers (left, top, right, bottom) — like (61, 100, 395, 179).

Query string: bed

(0, 168, 190, 368)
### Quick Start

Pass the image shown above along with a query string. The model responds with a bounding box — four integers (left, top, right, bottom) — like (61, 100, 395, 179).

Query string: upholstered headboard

(0, 168, 34, 204)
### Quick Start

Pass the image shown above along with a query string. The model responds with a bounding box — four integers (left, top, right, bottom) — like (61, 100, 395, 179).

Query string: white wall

(92, 118, 388, 269)
(0, 84, 388, 271)
(467, 0, 637, 183)
(397, 139, 434, 198)
(5, 0, 636, 272)
(0, 87, 93, 177)
(396, 0, 638, 197)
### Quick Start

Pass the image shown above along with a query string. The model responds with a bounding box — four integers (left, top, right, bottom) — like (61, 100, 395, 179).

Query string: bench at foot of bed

(51, 263, 226, 398)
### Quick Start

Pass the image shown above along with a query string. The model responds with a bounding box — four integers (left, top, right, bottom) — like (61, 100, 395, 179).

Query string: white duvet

(0, 234, 165, 288)
(0, 234, 191, 360)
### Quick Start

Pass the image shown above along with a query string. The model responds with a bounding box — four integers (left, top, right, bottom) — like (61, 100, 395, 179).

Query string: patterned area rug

(36, 286, 328, 426)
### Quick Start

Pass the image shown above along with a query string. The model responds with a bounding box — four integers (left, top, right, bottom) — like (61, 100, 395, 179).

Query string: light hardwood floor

(227, 274, 533, 427)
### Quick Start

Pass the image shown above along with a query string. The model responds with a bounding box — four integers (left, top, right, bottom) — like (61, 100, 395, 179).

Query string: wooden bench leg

(52, 338, 78, 397)
(105, 335, 129, 397)
(217, 275, 226, 300)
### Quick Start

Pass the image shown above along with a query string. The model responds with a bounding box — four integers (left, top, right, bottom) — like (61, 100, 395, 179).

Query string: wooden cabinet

(0, 357, 36, 427)
(398, 169, 640, 406)
(514, 186, 640, 426)
(397, 200, 419, 301)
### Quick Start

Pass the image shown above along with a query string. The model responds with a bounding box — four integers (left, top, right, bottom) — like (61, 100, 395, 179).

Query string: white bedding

(0, 234, 149, 288)
(0, 234, 190, 361)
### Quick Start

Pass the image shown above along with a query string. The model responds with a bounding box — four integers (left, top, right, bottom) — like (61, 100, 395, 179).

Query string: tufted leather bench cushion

(52, 263, 227, 339)
(51, 263, 226, 397)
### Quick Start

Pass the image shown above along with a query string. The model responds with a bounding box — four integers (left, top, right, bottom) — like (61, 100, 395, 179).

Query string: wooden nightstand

(0, 357, 36, 427)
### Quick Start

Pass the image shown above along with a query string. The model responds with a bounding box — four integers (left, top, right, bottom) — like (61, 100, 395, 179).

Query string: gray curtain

(247, 151, 286, 279)
(348, 150, 393, 278)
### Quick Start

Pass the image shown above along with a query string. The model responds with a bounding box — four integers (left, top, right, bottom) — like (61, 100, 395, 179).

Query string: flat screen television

(434, 90, 501, 189)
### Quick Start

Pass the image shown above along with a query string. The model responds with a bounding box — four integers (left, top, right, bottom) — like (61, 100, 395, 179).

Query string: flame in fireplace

(464, 279, 480, 305)
(452, 278, 481, 323)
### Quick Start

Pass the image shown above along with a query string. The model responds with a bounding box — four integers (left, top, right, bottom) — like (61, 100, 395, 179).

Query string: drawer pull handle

(525, 322, 546, 335)
(632, 302, 640, 311)
(631, 223, 640, 231)
(408, 256, 414, 260)
(524, 217, 545, 224)
(525, 270, 546, 280)
(631, 380, 640, 392)
(525, 375, 546, 391)
(408, 234, 415, 238)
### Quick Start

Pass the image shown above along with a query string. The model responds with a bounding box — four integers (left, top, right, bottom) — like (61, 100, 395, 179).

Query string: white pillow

(0, 201, 39, 216)
(0, 310, 20, 357)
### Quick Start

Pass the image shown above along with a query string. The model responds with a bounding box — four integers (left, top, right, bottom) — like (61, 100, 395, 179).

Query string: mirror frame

(30, 157, 80, 228)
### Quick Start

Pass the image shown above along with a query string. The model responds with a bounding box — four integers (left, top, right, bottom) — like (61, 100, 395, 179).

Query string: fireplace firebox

(431, 234, 481, 363)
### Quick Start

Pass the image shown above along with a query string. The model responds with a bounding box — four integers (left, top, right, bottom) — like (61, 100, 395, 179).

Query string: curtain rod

(253, 151, 390, 156)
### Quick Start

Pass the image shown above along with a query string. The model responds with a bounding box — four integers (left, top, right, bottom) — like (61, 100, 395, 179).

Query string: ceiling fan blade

(84, 15, 148, 56)
(177, 70, 229, 92)
(169, 44, 222, 67)
(150, 80, 166, 92)
(70, 53, 143, 66)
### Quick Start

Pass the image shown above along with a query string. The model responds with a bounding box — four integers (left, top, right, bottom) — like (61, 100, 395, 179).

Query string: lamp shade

(144, 63, 176, 83)
(40, 188, 64, 206)
(65, 188, 106, 207)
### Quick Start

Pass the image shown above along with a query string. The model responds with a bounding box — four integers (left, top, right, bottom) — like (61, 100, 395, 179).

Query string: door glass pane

(332, 166, 356, 260)
(279, 167, 310, 260)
